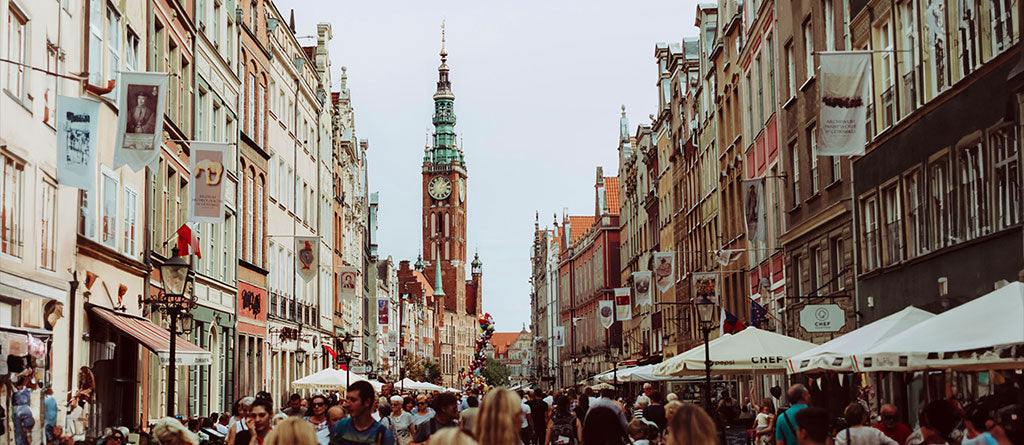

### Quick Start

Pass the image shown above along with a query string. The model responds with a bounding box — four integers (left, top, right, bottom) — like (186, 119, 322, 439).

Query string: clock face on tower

(428, 176, 453, 200)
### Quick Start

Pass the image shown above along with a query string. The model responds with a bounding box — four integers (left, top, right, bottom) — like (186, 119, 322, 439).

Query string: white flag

(653, 252, 675, 292)
(598, 300, 614, 329)
(295, 236, 319, 282)
(56, 96, 99, 191)
(614, 288, 632, 321)
(818, 52, 871, 156)
(712, 249, 744, 266)
(633, 271, 652, 306)
(742, 178, 765, 242)
(114, 72, 168, 171)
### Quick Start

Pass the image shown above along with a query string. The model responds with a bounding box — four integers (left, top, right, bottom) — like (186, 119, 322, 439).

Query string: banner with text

(632, 271, 652, 306)
(56, 96, 99, 192)
(599, 300, 614, 329)
(742, 178, 765, 242)
(189, 143, 228, 223)
(653, 251, 676, 292)
(692, 272, 720, 305)
(614, 287, 632, 321)
(295, 236, 319, 282)
(818, 52, 871, 156)
(114, 72, 168, 171)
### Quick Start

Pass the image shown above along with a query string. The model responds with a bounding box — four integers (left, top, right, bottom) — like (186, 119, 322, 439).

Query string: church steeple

(432, 249, 445, 297)
(426, 21, 463, 167)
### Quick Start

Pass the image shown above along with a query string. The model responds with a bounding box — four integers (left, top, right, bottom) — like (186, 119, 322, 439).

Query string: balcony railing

(901, 67, 918, 118)
(883, 221, 903, 266)
(270, 292, 278, 316)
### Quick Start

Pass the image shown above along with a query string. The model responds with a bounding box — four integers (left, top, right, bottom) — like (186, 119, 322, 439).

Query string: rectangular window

(213, 1, 221, 45)
(993, 125, 1021, 229)
(197, 89, 207, 140)
(832, 152, 841, 183)
(106, 6, 121, 98)
(785, 42, 796, 98)
(122, 186, 137, 256)
(223, 212, 234, 281)
(766, 33, 776, 112)
(824, 0, 836, 51)
(790, 141, 800, 205)
(830, 237, 844, 291)
(164, 167, 177, 256)
(39, 179, 57, 270)
(881, 184, 903, 265)
(746, 73, 754, 141)
(756, 54, 764, 124)
(809, 126, 819, 193)
(88, 0, 103, 86)
(880, 21, 896, 128)
(245, 174, 253, 262)
(990, 0, 1016, 53)
(810, 247, 821, 295)
(256, 83, 264, 146)
(78, 189, 94, 239)
(247, 73, 254, 136)
(44, 47, 59, 127)
(930, 156, 952, 250)
(862, 195, 880, 270)
(101, 170, 119, 248)
(792, 255, 802, 297)
(255, 181, 263, 266)
(7, 4, 27, 98)
(904, 169, 927, 257)
(803, 20, 814, 81)
(958, 0, 979, 74)
(959, 140, 987, 239)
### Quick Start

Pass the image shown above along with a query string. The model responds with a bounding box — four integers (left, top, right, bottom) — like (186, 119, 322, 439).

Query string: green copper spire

(432, 249, 445, 296)
(427, 22, 464, 166)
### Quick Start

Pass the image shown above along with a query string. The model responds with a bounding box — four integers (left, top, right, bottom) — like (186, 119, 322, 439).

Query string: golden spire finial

(440, 20, 447, 57)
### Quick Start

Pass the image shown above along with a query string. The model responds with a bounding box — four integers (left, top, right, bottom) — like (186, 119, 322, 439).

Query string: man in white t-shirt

(519, 390, 533, 444)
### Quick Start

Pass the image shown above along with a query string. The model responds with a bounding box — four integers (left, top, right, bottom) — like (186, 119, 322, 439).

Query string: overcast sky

(279, 0, 698, 332)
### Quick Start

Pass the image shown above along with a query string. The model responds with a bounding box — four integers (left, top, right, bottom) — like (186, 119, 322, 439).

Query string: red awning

(89, 306, 211, 366)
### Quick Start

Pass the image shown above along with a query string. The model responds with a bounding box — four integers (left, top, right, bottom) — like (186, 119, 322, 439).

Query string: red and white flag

(176, 223, 201, 258)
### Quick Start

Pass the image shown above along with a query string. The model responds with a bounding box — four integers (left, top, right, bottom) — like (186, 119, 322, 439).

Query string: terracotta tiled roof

(568, 216, 595, 244)
(490, 332, 521, 357)
(605, 177, 620, 214)
(302, 46, 315, 62)
(412, 270, 434, 296)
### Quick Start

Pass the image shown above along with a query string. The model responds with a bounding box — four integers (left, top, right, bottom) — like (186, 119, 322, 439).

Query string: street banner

(189, 143, 228, 223)
(114, 72, 168, 171)
(614, 287, 632, 321)
(339, 267, 359, 299)
(377, 297, 389, 325)
(818, 52, 871, 156)
(56, 96, 99, 191)
(554, 326, 565, 347)
(599, 300, 614, 329)
(295, 236, 319, 282)
(742, 178, 765, 242)
(692, 272, 719, 305)
(632, 271, 652, 306)
(653, 251, 675, 292)
(712, 249, 744, 266)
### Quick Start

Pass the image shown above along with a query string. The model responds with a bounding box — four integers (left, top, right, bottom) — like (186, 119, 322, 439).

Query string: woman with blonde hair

(264, 417, 318, 445)
(429, 427, 479, 445)
(475, 388, 523, 445)
(667, 403, 718, 445)
(152, 417, 200, 445)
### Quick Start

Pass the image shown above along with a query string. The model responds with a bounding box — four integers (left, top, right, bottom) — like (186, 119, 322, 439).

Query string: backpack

(549, 414, 577, 445)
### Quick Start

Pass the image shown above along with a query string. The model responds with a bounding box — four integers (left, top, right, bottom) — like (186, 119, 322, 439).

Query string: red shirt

(873, 422, 911, 445)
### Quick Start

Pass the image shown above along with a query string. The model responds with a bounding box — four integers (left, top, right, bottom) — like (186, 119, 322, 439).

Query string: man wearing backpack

(545, 395, 581, 445)
(775, 384, 811, 445)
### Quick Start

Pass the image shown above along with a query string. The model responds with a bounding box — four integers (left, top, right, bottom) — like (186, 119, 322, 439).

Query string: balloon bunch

(464, 312, 496, 393)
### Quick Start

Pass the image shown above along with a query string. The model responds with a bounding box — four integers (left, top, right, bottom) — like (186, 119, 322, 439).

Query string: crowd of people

(66, 379, 1022, 445)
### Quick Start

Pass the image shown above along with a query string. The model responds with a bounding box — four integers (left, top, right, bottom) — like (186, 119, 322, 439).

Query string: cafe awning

(653, 327, 816, 376)
(89, 305, 211, 366)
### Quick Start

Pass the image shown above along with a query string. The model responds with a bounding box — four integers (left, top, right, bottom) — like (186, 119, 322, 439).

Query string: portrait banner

(189, 143, 228, 223)
(114, 71, 168, 172)
(377, 297, 389, 325)
(632, 271, 653, 307)
(598, 300, 614, 329)
(614, 288, 632, 321)
(554, 326, 565, 348)
(692, 272, 720, 305)
(295, 236, 319, 283)
(339, 267, 359, 299)
(653, 251, 676, 292)
(818, 52, 871, 156)
(742, 178, 765, 242)
(56, 96, 99, 191)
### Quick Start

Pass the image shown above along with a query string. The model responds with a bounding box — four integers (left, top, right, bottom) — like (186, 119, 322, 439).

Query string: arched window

(431, 213, 437, 236)
(444, 213, 450, 237)
(255, 174, 265, 266)
(444, 242, 450, 260)
(245, 167, 255, 262)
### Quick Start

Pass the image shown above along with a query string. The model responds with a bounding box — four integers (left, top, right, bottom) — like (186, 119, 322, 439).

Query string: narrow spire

(440, 20, 447, 60)
(433, 249, 445, 296)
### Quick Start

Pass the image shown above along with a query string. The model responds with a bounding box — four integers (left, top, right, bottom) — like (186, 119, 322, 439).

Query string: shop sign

(799, 304, 845, 332)
(237, 282, 267, 322)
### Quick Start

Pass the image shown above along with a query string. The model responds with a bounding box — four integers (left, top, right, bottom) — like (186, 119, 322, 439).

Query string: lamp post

(145, 247, 196, 417)
(694, 296, 717, 412)
(339, 333, 355, 388)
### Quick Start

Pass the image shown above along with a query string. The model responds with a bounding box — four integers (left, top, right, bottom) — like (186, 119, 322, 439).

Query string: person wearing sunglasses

(386, 395, 416, 445)
(305, 395, 330, 445)
(411, 395, 435, 428)
(873, 404, 911, 445)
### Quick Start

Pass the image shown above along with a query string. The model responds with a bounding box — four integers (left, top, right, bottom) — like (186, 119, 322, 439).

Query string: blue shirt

(329, 417, 396, 445)
(774, 404, 808, 445)
(44, 396, 57, 426)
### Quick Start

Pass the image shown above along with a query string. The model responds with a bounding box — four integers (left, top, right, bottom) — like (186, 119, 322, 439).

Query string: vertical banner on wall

(554, 326, 565, 347)
(189, 143, 228, 223)
(818, 52, 871, 156)
(598, 300, 614, 329)
(742, 178, 765, 242)
(295, 236, 319, 282)
(692, 272, 719, 305)
(339, 267, 359, 299)
(632, 271, 653, 306)
(114, 72, 168, 171)
(653, 252, 676, 292)
(614, 288, 632, 321)
(56, 96, 99, 191)
(377, 297, 389, 325)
